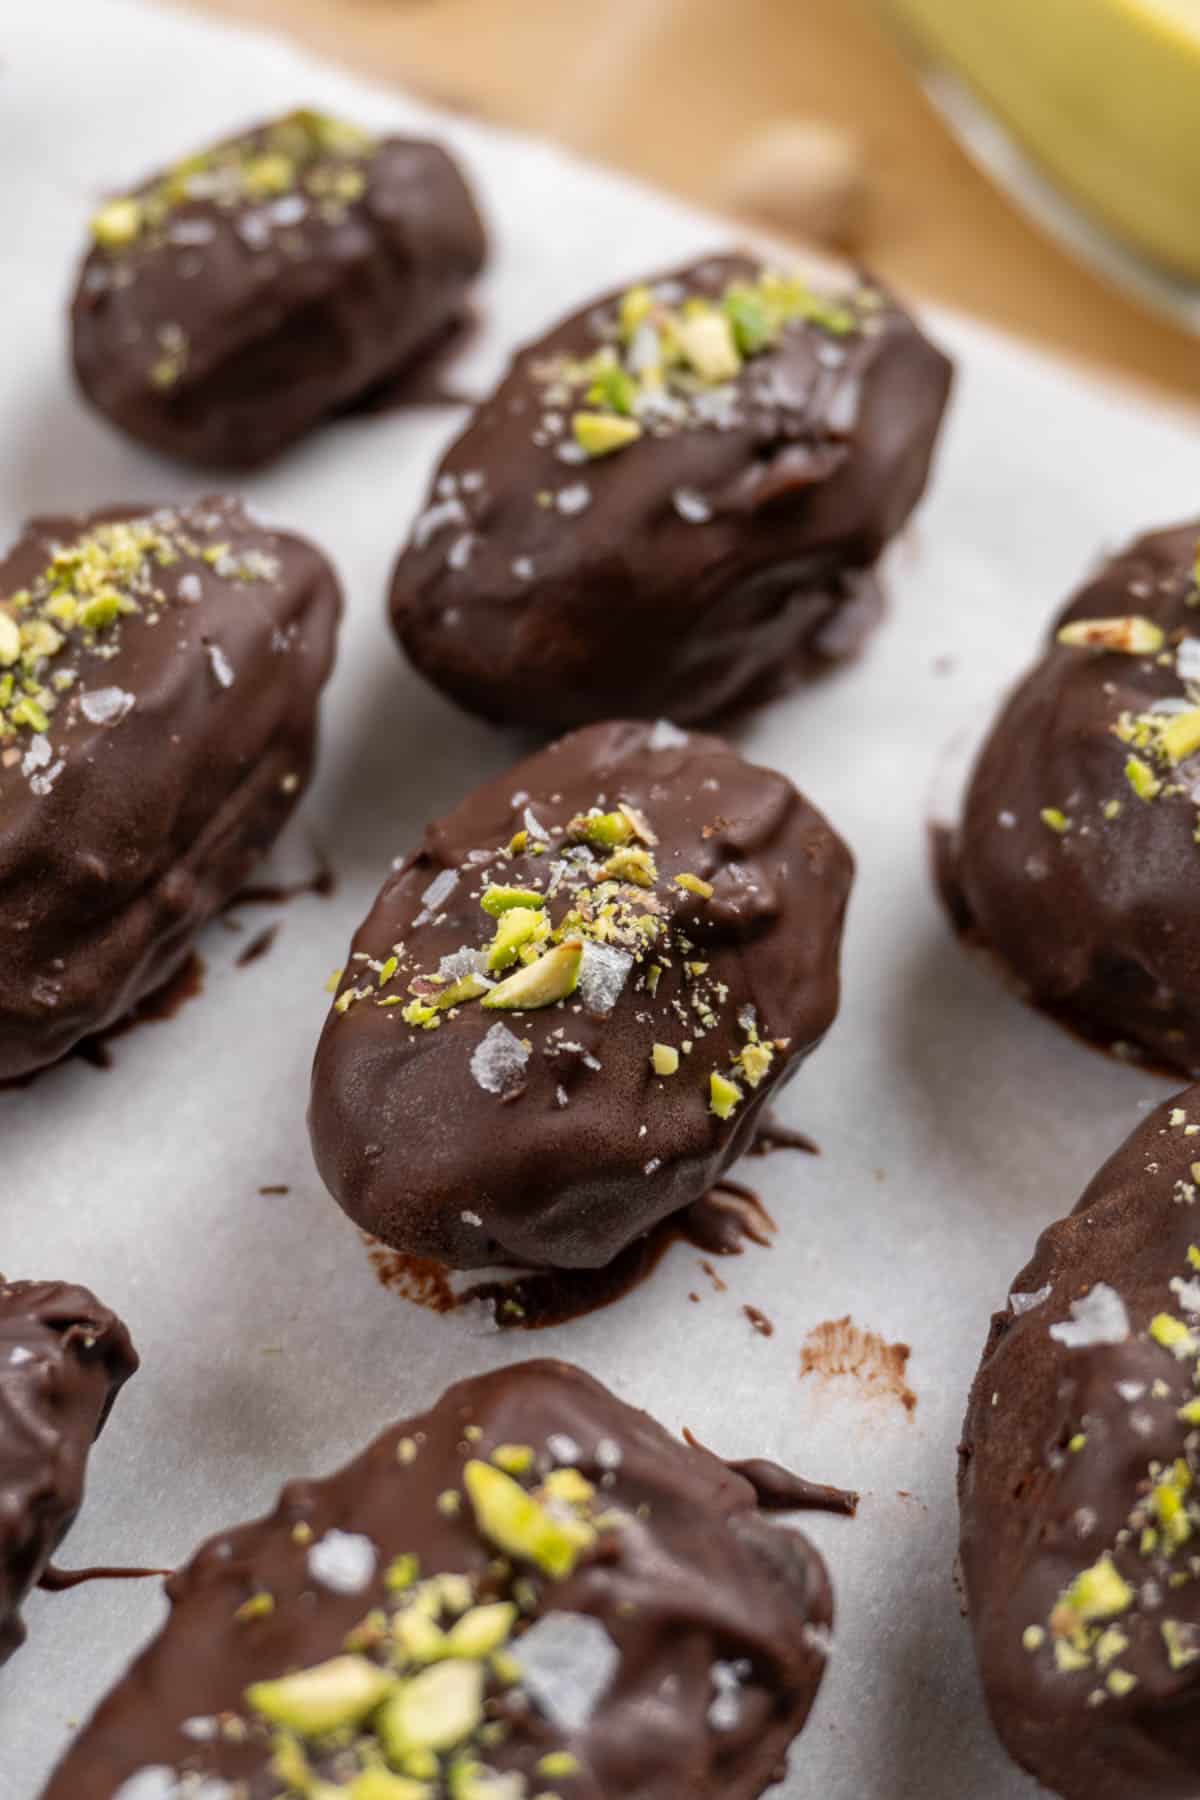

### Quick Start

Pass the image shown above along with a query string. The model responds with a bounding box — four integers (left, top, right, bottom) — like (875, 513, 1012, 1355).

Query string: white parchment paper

(1, 3, 1198, 1794)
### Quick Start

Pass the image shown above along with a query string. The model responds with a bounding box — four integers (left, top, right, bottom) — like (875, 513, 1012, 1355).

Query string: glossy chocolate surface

(961, 1086, 1200, 1798)
(72, 111, 486, 467)
(0, 1278, 137, 1664)
(951, 521, 1200, 1075)
(309, 720, 852, 1270)
(45, 1359, 832, 1799)
(390, 252, 952, 730)
(0, 497, 340, 1077)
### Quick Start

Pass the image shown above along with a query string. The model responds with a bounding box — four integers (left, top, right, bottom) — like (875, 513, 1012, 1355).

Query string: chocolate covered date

(0, 1278, 137, 1664)
(390, 252, 952, 730)
(45, 1359, 833, 1799)
(949, 520, 1200, 1075)
(309, 719, 851, 1270)
(0, 497, 340, 1077)
(960, 1086, 1200, 1797)
(72, 110, 486, 467)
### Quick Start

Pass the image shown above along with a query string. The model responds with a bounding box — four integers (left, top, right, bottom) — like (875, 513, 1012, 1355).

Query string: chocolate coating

(72, 112, 486, 468)
(0, 1278, 137, 1664)
(951, 520, 1200, 1075)
(0, 497, 340, 1078)
(960, 1087, 1200, 1799)
(309, 720, 852, 1270)
(44, 1359, 832, 1799)
(390, 252, 952, 731)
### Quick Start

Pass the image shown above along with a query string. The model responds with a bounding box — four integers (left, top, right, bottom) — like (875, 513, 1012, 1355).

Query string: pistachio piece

(1125, 755, 1161, 801)
(379, 1660, 485, 1759)
(586, 360, 640, 416)
(598, 846, 657, 886)
(482, 940, 582, 1011)
(676, 309, 741, 383)
(487, 906, 545, 972)
(447, 1762, 524, 1800)
(542, 1467, 595, 1506)
(444, 1601, 518, 1658)
(91, 197, 143, 248)
(463, 1459, 595, 1578)
(246, 1654, 396, 1737)
(569, 809, 634, 848)
(652, 1043, 679, 1076)
(675, 872, 714, 899)
(242, 151, 295, 196)
(1150, 1312, 1199, 1357)
(1161, 708, 1200, 763)
(710, 1072, 743, 1121)
(538, 1752, 581, 1778)
(394, 1607, 448, 1664)
(403, 973, 490, 1027)
(1040, 807, 1071, 834)
(0, 615, 21, 668)
(480, 886, 546, 917)
(738, 1041, 774, 1087)
(1056, 616, 1165, 655)
(1055, 1555, 1134, 1627)
(572, 412, 643, 458)
(723, 284, 776, 356)
(348, 1770, 435, 1800)
(491, 1443, 535, 1475)
(618, 284, 654, 340)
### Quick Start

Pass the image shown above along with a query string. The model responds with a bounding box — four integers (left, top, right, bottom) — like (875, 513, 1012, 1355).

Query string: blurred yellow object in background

(888, 0, 1200, 280)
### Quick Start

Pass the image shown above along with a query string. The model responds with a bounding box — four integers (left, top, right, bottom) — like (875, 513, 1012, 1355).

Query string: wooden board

(180, 0, 1200, 404)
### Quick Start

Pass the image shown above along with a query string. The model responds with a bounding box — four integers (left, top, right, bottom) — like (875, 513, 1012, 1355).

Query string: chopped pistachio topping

(90, 110, 377, 252)
(674, 872, 713, 899)
(572, 412, 642, 457)
(0, 506, 274, 756)
(1040, 807, 1071, 835)
(482, 940, 583, 1010)
(463, 1460, 596, 1579)
(1055, 1555, 1134, 1628)
(651, 1043, 679, 1077)
(247, 1654, 396, 1735)
(710, 1071, 743, 1122)
(529, 266, 868, 467)
(480, 886, 546, 917)
(1057, 616, 1165, 655)
(1125, 755, 1161, 801)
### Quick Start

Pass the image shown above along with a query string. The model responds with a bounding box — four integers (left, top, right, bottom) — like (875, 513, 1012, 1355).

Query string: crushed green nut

(482, 940, 582, 1011)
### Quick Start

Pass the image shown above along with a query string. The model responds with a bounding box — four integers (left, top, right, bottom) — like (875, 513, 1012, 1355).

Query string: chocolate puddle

(365, 1180, 778, 1329)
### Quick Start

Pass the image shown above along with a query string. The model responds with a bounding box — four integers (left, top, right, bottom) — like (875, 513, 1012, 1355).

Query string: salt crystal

(708, 1660, 750, 1731)
(1048, 1284, 1130, 1348)
(672, 487, 713, 525)
(307, 1529, 376, 1594)
(412, 497, 467, 549)
(447, 533, 475, 571)
(998, 810, 1016, 829)
(644, 1158, 662, 1175)
(470, 1024, 530, 1097)
(595, 1438, 622, 1470)
(512, 556, 535, 581)
(514, 1612, 619, 1731)
(29, 761, 64, 798)
(206, 644, 235, 688)
(461, 1211, 483, 1227)
(1009, 1284, 1052, 1316)
(523, 808, 550, 843)
(1179, 639, 1200, 684)
(547, 1433, 581, 1464)
(112, 1773, 179, 1800)
(168, 218, 215, 246)
(421, 869, 459, 913)
(578, 941, 632, 1016)
(80, 686, 135, 727)
(461, 470, 485, 494)
(21, 735, 51, 775)
(1115, 1380, 1146, 1402)
(649, 719, 688, 751)
(268, 194, 308, 228)
(438, 948, 487, 981)
(1170, 1276, 1200, 1314)
(178, 572, 203, 603)
(557, 441, 588, 465)
(555, 1084, 569, 1108)
(555, 483, 591, 516)
(179, 1718, 220, 1742)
